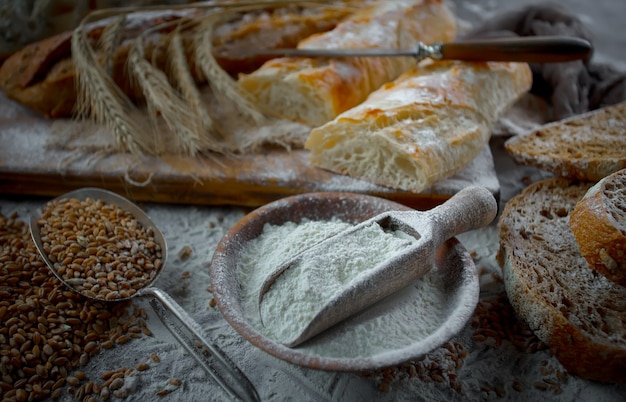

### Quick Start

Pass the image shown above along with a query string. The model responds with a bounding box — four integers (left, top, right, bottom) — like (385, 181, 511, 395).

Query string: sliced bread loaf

(305, 60, 531, 193)
(504, 102, 626, 181)
(570, 169, 626, 287)
(497, 177, 626, 383)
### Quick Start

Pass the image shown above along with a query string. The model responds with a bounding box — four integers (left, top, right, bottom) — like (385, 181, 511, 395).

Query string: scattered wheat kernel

(136, 362, 150, 371)
(66, 376, 80, 386)
(109, 377, 124, 391)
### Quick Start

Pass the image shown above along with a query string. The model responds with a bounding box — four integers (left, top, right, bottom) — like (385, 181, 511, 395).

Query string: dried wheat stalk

(167, 28, 222, 147)
(127, 33, 206, 156)
(72, 18, 150, 155)
(194, 13, 267, 127)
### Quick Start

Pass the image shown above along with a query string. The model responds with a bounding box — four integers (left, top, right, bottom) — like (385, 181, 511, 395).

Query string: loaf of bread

(497, 177, 626, 383)
(305, 60, 532, 193)
(0, 4, 353, 118)
(505, 102, 626, 181)
(570, 169, 626, 287)
(237, 0, 457, 127)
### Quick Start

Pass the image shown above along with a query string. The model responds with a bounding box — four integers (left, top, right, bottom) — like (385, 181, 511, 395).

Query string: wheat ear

(167, 27, 232, 153)
(72, 21, 149, 155)
(98, 14, 126, 76)
(195, 14, 267, 126)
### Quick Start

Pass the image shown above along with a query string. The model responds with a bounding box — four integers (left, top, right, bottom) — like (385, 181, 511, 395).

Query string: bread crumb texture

(497, 177, 626, 383)
(505, 102, 626, 181)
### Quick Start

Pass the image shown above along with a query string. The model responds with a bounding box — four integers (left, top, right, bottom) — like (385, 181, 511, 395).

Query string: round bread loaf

(570, 169, 626, 287)
(497, 177, 626, 384)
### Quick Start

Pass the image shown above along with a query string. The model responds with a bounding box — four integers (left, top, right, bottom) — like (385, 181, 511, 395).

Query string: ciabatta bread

(505, 102, 626, 181)
(570, 169, 626, 287)
(305, 60, 532, 193)
(238, 0, 457, 127)
(497, 177, 626, 384)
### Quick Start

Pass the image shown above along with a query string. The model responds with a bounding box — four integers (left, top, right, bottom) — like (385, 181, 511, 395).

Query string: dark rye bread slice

(497, 177, 626, 383)
(504, 102, 626, 181)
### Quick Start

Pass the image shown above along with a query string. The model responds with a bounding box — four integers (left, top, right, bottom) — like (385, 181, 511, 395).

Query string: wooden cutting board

(0, 95, 499, 209)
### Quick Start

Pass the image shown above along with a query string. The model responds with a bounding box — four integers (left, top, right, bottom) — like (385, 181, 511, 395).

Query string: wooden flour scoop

(258, 186, 497, 347)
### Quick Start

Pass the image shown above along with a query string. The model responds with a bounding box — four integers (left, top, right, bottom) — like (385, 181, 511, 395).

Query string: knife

(229, 36, 592, 63)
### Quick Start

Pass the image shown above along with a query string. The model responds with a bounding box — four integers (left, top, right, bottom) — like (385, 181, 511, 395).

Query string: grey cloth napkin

(465, 2, 626, 121)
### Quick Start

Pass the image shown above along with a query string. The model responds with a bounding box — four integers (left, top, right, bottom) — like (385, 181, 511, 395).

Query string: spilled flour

(237, 218, 448, 358)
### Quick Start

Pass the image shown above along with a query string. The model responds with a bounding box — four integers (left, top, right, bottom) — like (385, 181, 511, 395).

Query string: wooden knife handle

(439, 36, 592, 63)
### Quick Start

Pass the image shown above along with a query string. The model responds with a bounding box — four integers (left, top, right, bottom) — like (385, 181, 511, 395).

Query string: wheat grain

(37, 197, 163, 301)
(0, 211, 149, 401)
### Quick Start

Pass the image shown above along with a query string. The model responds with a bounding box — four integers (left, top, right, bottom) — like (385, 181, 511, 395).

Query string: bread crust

(305, 60, 531, 193)
(238, 0, 457, 126)
(570, 169, 626, 286)
(505, 102, 626, 181)
(498, 177, 626, 383)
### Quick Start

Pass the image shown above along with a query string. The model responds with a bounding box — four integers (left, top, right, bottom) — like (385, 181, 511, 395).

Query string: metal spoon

(29, 187, 259, 402)
(258, 186, 497, 347)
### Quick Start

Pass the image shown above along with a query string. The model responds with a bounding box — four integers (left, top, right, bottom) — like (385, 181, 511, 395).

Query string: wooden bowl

(210, 192, 479, 371)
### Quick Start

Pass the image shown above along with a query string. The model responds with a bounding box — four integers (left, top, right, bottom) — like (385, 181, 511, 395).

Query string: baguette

(237, 0, 457, 127)
(570, 169, 626, 287)
(305, 60, 532, 193)
(497, 177, 626, 383)
(505, 102, 626, 181)
(0, 5, 353, 118)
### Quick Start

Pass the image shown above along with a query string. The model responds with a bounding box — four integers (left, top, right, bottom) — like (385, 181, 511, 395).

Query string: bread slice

(505, 102, 626, 181)
(237, 0, 457, 126)
(305, 60, 532, 193)
(570, 169, 626, 287)
(497, 177, 626, 383)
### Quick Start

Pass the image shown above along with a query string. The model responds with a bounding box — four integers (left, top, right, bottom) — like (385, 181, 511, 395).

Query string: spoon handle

(145, 288, 260, 402)
(425, 186, 497, 246)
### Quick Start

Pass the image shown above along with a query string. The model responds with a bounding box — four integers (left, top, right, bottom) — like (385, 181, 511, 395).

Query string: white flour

(260, 220, 417, 344)
(2, 0, 626, 400)
(237, 218, 448, 358)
